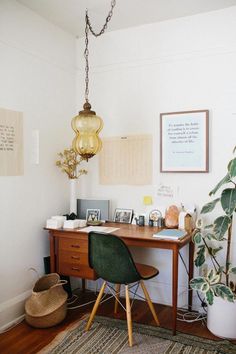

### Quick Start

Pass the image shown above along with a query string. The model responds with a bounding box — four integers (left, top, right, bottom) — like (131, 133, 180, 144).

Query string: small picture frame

(86, 209, 101, 222)
(149, 209, 162, 221)
(113, 208, 133, 224)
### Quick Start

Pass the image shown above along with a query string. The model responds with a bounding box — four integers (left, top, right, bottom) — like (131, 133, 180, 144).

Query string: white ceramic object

(69, 179, 77, 214)
(46, 219, 63, 229)
(63, 219, 87, 229)
(207, 296, 236, 339)
(63, 220, 80, 229)
(178, 211, 187, 229)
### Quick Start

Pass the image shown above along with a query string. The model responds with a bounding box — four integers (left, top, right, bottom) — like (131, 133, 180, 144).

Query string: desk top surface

(45, 222, 192, 249)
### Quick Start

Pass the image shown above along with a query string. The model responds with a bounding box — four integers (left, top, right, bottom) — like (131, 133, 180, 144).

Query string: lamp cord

(178, 250, 207, 311)
(84, 0, 117, 102)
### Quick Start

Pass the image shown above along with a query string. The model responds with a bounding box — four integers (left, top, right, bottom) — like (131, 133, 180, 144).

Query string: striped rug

(38, 316, 235, 354)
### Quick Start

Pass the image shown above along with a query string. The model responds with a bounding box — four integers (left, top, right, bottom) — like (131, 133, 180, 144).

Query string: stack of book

(153, 229, 187, 240)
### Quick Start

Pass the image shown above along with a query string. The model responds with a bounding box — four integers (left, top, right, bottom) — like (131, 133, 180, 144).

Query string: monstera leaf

(213, 216, 231, 240)
(190, 277, 207, 290)
(221, 188, 236, 216)
(214, 284, 234, 302)
(209, 173, 231, 196)
(207, 269, 221, 285)
(194, 245, 206, 267)
(201, 198, 220, 214)
(193, 231, 202, 244)
(229, 267, 236, 274)
(228, 157, 236, 178)
(206, 288, 214, 305)
(208, 246, 223, 256)
(205, 232, 218, 240)
(201, 282, 210, 293)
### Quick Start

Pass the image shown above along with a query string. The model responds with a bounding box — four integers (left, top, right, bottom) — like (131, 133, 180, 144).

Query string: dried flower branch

(56, 148, 88, 179)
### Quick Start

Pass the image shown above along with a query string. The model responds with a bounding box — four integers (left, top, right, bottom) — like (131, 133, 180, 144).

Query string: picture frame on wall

(160, 110, 209, 173)
(113, 208, 133, 224)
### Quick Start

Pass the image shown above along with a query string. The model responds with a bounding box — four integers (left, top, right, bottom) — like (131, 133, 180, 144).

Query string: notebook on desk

(78, 226, 119, 234)
(153, 229, 187, 240)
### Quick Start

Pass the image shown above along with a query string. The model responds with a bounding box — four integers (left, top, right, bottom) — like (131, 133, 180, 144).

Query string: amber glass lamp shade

(72, 102, 103, 161)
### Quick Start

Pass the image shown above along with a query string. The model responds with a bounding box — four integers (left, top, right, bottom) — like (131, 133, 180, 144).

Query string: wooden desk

(46, 223, 194, 335)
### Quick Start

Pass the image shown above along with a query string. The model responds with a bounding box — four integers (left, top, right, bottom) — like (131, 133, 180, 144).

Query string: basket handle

(51, 279, 68, 289)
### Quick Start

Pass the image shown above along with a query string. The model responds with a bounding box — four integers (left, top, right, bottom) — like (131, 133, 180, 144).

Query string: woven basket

(25, 273, 68, 328)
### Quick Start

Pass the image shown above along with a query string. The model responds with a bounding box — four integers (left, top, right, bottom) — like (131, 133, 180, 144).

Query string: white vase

(207, 296, 236, 339)
(69, 179, 77, 214)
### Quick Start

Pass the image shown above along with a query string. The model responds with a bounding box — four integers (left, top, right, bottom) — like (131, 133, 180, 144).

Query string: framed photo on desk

(113, 208, 133, 223)
(160, 110, 209, 173)
(86, 209, 100, 222)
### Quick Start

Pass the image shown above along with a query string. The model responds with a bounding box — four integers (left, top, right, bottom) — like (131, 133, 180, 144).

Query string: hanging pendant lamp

(72, 1, 116, 161)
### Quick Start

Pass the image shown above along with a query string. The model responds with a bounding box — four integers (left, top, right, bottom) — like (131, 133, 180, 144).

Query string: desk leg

(172, 245, 179, 335)
(188, 240, 194, 310)
(49, 232, 56, 273)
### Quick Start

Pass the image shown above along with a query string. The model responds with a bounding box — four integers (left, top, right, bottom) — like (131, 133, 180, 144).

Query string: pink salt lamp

(165, 205, 179, 228)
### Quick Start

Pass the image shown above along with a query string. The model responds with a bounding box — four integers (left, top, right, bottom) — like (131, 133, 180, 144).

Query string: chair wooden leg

(86, 281, 107, 331)
(140, 280, 160, 326)
(125, 285, 133, 347)
(114, 284, 121, 314)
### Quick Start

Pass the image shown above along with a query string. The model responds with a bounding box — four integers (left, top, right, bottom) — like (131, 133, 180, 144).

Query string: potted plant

(190, 147, 236, 339)
(56, 148, 87, 214)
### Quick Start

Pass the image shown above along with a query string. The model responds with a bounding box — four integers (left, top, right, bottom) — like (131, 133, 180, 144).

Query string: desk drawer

(59, 251, 88, 266)
(59, 237, 88, 253)
(59, 263, 96, 279)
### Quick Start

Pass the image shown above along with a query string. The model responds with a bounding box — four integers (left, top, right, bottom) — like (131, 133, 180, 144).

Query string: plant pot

(207, 296, 236, 339)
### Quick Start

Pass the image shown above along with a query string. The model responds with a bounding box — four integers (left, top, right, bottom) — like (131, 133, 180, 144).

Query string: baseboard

(0, 314, 25, 334)
(0, 290, 31, 331)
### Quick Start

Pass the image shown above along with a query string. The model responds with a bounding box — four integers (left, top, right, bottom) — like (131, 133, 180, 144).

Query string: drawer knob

(71, 256, 80, 260)
(71, 244, 80, 248)
(72, 267, 80, 271)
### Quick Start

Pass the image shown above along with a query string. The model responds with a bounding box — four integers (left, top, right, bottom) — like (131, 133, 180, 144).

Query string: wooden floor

(0, 289, 234, 354)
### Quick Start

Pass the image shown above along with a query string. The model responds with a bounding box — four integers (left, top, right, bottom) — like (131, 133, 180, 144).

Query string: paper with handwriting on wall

(157, 184, 174, 198)
(99, 135, 152, 185)
(0, 107, 23, 175)
(78, 226, 120, 233)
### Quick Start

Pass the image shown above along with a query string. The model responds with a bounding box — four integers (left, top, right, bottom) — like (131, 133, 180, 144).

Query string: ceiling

(18, 0, 236, 37)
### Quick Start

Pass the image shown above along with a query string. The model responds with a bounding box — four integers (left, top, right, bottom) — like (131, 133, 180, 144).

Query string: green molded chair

(85, 232, 160, 347)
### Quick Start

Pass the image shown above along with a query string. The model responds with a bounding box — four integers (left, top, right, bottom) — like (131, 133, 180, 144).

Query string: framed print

(113, 208, 133, 224)
(160, 110, 209, 173)
(86, 209, 101, 222)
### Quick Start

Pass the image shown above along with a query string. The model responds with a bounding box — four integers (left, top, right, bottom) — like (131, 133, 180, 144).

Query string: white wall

(76, 7, 236, 306)
(0, 0, 77, 329)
